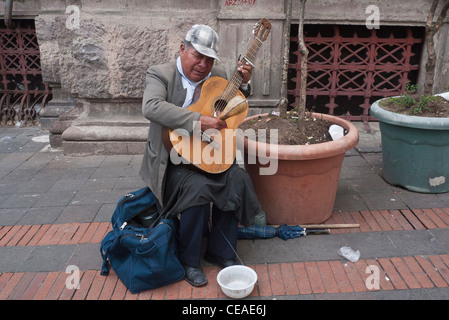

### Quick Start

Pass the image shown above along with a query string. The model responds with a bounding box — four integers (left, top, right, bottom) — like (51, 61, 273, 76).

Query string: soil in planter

(239, 113, 334, 145)
(379, 94, 449, 117)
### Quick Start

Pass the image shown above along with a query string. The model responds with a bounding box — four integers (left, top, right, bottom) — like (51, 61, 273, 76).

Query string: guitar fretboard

(216, 37, 263, 111)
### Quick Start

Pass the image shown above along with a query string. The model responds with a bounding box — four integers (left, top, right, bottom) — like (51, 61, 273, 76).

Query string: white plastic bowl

(216, 265, 257, 299)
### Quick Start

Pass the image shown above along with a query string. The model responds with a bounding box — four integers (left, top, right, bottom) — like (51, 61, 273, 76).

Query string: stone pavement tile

(99, 155, 133, 168)
(92, 166, 126, 178)
(16, 206, 65, 225)
(0, 193, 40, 209)
(18, 152, 55, 170)
(435, 193, 449, 206)
(1, 167, 41, 186)
(0, 128, 20, 139)
(352, 229, 448, 258)
(0, 208, 28, 226)
(334, 193, 369, 212)
(70, 190, 110, 206)
(349, 175, 393, 194)
(0, 246, 34, 272)
(94, 203, 115, 222)
(44, 155, 76, 169)
(313, 291, 373, 300)
(31, 167, 67, 181)
(0, 162, 19, 179)
(0, 139, 27, 153)
(18, 141, 49, 153)
(104, 189, 127, 205)
(0, 153, 34, 168)
(15, 245, 77, 273)
(59, 167, 95, 180)
(359, 192, 407, 211)
(340, 164, 367, 180)
(366, 288, 433, 300)
(394, 188, 449, 209)
(114, 176, 145, 190)
(16, 178, 57, 194)
(67, 243, 103, 271)
(353, 122, 382, 153)
(71, 156, 105, 168)
(129, 154, 143, 165)
(361, 153, 383, 167)
(0, 181, 26, 198)
(122, 166, 141, 178)
(431, 229, 449, 251)
(83, 177, 117, 191)
(55, 204, 101, 224)
(242, 233, 348, 264)
(49, 178, 88, 193)
(425, 287, 449, 299)
(34, 191, 77, 208)
(342, 154, 370, 168)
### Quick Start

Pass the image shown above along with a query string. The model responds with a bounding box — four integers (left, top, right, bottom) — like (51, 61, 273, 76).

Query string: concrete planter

(238, 113, 359, 225)
(369, 92, 449, 193)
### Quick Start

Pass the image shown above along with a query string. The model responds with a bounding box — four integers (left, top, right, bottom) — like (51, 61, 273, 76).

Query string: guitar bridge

(194, 130, 220, 150)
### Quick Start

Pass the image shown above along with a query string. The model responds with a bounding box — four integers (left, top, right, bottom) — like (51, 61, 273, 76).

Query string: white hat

(185, 24, 220, 61)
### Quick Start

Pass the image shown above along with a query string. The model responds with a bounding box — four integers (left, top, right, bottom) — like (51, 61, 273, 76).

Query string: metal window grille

(288, 24, 424, 122)
(0, 19, 52, 126)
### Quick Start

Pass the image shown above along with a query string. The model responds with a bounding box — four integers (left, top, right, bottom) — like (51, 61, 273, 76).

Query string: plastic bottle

(328, 124, 344, 140)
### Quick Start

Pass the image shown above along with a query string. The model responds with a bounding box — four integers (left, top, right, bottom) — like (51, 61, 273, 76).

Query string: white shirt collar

(176, 57, 211, 108)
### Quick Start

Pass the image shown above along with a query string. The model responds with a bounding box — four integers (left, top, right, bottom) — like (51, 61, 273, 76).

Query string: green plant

(380, 82, 444, 115)
(382, 81, 416, 111)
(412, 95, 441, 115)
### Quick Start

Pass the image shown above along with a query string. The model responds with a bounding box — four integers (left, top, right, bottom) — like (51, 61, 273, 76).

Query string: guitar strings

(221, 40, 260, 106)
(215, 39, 262, 113)
(215, 40, 261, 111)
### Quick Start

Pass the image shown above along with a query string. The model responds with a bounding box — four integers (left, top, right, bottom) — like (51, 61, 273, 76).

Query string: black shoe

(203, 252, 239, 269)
(183, 264, 207, 287)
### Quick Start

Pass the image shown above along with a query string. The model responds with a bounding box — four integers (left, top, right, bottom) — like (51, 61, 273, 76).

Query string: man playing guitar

(139, 23, 268, 287)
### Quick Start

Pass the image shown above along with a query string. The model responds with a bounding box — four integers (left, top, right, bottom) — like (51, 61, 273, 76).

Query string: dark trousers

(178, 203, 238, 267)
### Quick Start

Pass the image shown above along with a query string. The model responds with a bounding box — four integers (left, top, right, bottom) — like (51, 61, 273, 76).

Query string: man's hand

(197, 115, 228, 132)
(237, 61, 253, 85)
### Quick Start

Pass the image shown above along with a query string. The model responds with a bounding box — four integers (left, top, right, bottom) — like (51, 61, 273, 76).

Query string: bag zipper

(119, 222, 128, 230)
(120, 220, 170, 243)
(114, 188, 152, 229)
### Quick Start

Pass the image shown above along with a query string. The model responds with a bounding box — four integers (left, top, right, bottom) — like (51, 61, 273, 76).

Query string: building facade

(1, 0, 448, 154)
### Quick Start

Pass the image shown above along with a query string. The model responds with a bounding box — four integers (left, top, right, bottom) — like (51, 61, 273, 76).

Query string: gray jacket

(139, 60, 229, 205)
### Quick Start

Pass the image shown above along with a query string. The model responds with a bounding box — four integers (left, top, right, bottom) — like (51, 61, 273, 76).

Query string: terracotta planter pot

(237, 113, 359, 225)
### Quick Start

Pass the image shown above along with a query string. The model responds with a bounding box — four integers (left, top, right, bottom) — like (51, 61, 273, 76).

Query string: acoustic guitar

(165, 18, 271, 174)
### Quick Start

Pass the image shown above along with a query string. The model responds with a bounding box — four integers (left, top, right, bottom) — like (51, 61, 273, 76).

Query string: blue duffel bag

(100, 187, 185, 294)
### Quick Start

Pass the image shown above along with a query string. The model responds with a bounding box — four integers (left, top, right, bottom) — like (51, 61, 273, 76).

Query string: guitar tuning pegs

(252, 21, 260, 34)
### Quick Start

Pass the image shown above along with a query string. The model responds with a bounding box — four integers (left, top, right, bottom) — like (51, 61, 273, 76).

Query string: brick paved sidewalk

(1, 207, 449, 300)
(1, 124, 449, 301)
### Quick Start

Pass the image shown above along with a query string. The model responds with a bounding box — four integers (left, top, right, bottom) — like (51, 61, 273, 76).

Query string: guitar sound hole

(214, 99, 227, 112)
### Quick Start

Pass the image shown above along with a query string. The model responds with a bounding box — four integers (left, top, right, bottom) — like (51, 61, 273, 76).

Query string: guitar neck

(219, 37, 263, 105)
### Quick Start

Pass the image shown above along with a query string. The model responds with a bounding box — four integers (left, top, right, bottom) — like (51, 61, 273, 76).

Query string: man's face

(179, 43, 215, 83)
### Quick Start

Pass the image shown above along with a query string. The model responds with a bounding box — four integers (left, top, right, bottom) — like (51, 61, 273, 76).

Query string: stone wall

(35, 1, 218, 100)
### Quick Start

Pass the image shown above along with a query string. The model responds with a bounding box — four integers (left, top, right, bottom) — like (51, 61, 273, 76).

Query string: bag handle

(100, 230, 118, 276)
